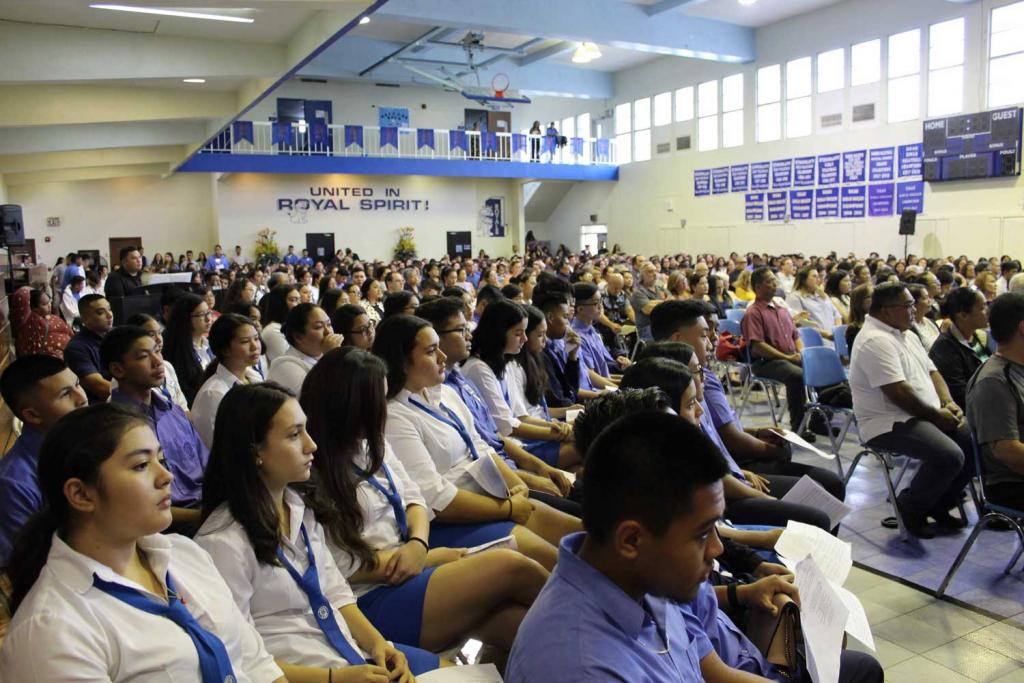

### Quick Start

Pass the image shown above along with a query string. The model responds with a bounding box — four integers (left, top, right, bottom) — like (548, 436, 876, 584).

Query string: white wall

(10, 173, 217, 266)
(0, 175, 7, 205)
(214, 172, 520, 261)
(534, 0, 1024, 258)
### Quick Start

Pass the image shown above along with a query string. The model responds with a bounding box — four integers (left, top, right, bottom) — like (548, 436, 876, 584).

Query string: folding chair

(733, 299, 750, 310)
(736, 336, 787, 426)
(834, 324, 850, 361)
(795, 347, 853, 478)
(936, 431, 1024, 597)
(725, 308, 746, 323)
(844, 438, 912, 541)
(798, 327, 825, 348)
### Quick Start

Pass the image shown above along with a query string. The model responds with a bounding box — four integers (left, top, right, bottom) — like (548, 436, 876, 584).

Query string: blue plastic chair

(733, 299, 750, 310)
(834, 324, 850, 361)
(737, 336, 787, 426)
(796, 347, 853, 477)
(798, 327, 825, 348)
(937, 431, 1024, 597)
(725, 308, 746, 323)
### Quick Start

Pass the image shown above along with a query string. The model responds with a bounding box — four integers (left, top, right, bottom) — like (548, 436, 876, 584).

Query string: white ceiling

(626, 0, 848, 28)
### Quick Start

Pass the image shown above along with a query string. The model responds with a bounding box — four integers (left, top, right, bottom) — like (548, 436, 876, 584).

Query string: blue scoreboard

(922, 106, 1022, 182)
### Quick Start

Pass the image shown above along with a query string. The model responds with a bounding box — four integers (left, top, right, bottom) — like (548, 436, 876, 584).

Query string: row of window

(599, 1, 1024, 162)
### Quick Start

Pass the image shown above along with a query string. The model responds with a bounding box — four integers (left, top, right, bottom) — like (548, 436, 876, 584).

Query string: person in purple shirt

(571, 282, 631, 390)
(506, 411, 729, 683)
(205, 244, 230, 271)
(101, 325, 209, 530)
(415, 296, 577, 515)
(0, 355, 88, 566)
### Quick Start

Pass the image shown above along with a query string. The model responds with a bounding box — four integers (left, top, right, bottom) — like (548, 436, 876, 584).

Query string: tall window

(888, 28, 921, 122)
(675, 86, 694, 122)
(697, 79, 718, 151)
(614, 102, 631, 163)
(817, 48, 844, 93)
(633, 97, 652, 161)
(990, 1, 1024, 107)
(653, 91, 672, 126)
(929, 17, 964, 116)
(561, 116, 576, 138)
(722, 73, 744, 148)
(578, 112, 592, 162)
(757, 64, 781, 142)
(851, 39, 881, 85)
(786, 56, 812, 138)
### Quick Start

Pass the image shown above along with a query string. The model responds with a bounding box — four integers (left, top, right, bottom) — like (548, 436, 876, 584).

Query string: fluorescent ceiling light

(183, 78, 206, 83)
(90, 4, 255, 23)
(359, 16, 370, 25)
(738, 0, 758, 6)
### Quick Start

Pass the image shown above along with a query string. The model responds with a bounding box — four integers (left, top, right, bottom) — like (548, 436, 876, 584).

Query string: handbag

(744, 593, 803, 679)
(716, 330, 747, 362)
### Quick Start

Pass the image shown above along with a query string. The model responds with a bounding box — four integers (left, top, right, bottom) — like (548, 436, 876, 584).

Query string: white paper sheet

(565, 408, 582, 424)
(775, 521, 852, 586)
(795, 557, 849, 683)
(833, 582, 875, 651)
(779, 475, 852, 528)
(467, 455, 511, 499)
(776, 428, 835, 460)
(418, 663, 504, 682)
(465, 534, 518, 556)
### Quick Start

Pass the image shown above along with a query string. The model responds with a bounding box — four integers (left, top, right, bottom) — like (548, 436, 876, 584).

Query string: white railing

(200, 122, 617, 166)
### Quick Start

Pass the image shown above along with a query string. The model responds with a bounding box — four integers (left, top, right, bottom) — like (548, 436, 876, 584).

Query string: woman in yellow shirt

(733, 269, 756, 302)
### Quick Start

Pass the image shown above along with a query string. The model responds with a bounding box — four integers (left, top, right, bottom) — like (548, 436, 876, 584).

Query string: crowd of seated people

(5, 238, 1024, 680)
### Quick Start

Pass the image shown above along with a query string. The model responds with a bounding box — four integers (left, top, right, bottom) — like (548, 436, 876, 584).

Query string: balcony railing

(199, 121, 617, 166)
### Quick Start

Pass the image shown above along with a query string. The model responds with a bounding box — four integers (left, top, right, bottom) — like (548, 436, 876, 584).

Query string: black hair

(990, 292, 1024, 345)
(319, 288, 344, 314)
(941, 285, 983, 319)
(125, 313, 157, 328)
(162, 293, 205, 405)
(750, 266, 773, 289)
(199, 382, 295, 566)
(221, 276, 253, 310)
(1001, 260, 1021, 274)
(77, 293, 106, 314)
(299, 347, 388, 572)
(635, 341, 696, 367)
(261, 284, 299, 326)
(99, 325, 153, 372)
(441, 286, 467, 300)
(501, 284, 523, 300)
(382, 291, 416, 319)
(372, 314, 432, 399)
(582, 411, 729, 543)
(283, 303, 321, 346)
(421, 279, 442, 293)
(515, 304, 549, 405)
(650, 299, 707, 341)
(471, 299, 526, 377)
(203, 313, 256, 381)
(476, 284, 504, 306)
(28, 287, 49, 310)
(8, 403, 148, 610)
(572, 388, 673, 463)
(824, 269, 850, 299)
(869, 282, 909, 315)
(572, 282, 598, 303)
(620, 356, 695, 410)
(533, 272, 572, 309)
(415, 296, 466, 329)
(0, 354, 68, 419)
(330, 304, 367, 342)
(794, 265, 816, 292)
(118, 246, 139, 263)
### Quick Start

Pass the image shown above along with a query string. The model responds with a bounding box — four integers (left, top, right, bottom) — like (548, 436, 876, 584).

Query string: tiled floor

(736, 388, 1024, 680)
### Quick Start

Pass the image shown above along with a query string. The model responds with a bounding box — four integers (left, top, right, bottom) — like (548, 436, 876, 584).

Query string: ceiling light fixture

(738, 0, 758, 6)
(572, 42, 602, 64)
(359, 16, 371, 25)
(90, 4, 255, 23)
(183, 78, 206, 83)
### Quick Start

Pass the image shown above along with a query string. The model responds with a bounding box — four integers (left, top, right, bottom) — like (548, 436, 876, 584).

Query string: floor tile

(993, 668, 1024, 682)
(965, 622, 1024, 664)
(857, 581, 935, 615)
(885, 655, 975, 682)
(873, 614, 964, 653)
(846, 635, 915, 669)
(922, 639, 1021, 681)
(844, 566, 889, 594)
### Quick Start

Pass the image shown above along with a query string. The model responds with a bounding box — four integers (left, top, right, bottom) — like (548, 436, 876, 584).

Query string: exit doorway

(580, 224, 608, 254)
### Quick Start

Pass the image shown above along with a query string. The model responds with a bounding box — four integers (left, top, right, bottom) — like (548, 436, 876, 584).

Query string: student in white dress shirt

(373, 314, 582, 570)
(191, 313, 264, 448)
(267, 303, 343, 395)
(195, 383, 433, 682)
(461, 300, 579, 470)
(300, 347, 548, 658)
(162, 293, 213, 408)
(261, 284, 301, 363)
(0, 402, 285, 683)
(224, 301, 271, 380)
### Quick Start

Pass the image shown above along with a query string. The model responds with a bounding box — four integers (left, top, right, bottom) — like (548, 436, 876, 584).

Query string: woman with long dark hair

(222, 276, 257, 311)
(267, 303, 343, 395)
(299, 348, 547, 659)
(162, 293, 213, 406)
(331, 304, 376, 350)
(1, 403, 285, 681)
(462, 300, 577, 469)
(373, 314, 580, 570)
(196, 383, 433, 681)
(360, 278, 385, 324)
(260, 284, 301, 363)
(191, 313, 263, 448)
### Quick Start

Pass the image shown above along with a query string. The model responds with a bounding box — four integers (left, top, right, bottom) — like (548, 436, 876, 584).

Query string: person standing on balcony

(529, 121, 541, 162)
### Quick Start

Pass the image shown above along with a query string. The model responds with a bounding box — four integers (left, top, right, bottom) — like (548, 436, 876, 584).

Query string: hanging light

(572, 42, 602, 64)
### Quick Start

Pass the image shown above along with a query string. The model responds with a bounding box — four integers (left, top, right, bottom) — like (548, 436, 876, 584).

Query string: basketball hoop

(492, 73, 510, 99)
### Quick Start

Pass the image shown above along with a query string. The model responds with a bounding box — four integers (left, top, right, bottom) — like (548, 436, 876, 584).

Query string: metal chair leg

(766, 384, 779, 427)
(844, 450, 867, 486)
(937, 514, 993, 597)
(875, 451, 908, 541)
(1008, 518, 1024, 574)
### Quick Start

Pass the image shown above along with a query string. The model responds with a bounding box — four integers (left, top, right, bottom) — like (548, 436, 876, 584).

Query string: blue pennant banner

(232, 120, 254, 144)
(344, 125, 364, 148)
(416, 128, 435, 150)
(271, 121, 292, 146)
(449, 129, 467, 151)
(380, 126, 399, 148)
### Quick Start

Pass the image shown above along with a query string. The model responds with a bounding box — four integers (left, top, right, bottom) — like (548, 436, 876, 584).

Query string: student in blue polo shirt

(63, 293, 114, 404)
(572, 281, 631, 389)
(101, 325, 210, 529)
(507, 411, 730, 682)
(0, 355, 88, 566)
(282, 244, 300, 266)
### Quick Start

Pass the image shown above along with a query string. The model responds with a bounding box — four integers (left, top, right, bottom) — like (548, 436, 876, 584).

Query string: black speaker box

(899, 209, 917, 236)
(0, 205, 25, 246)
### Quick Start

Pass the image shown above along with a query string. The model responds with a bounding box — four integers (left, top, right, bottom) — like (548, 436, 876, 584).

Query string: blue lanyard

(92, 571, 236, 683)
(356, 462, 408, 540)
(408, 397, 480, 461)
(499, 377, 512, 409)
(276, 524, 366, 665)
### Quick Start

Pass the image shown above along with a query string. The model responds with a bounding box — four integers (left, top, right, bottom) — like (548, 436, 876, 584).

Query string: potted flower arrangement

(393, 226, 417, 261)
(254, 228, 280, 265)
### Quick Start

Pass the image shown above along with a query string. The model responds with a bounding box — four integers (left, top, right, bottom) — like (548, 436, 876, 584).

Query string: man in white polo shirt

(849, 282, 974, 538)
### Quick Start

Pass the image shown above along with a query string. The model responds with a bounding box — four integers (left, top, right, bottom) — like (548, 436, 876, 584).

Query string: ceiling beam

(643, 0, 712, 17)
(516, 41, 575, 67)
(374, 0, 754, 62)
(0, 121, 209, 156)
(4, 163, 172, 186)
(0, 145, 187, 175)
